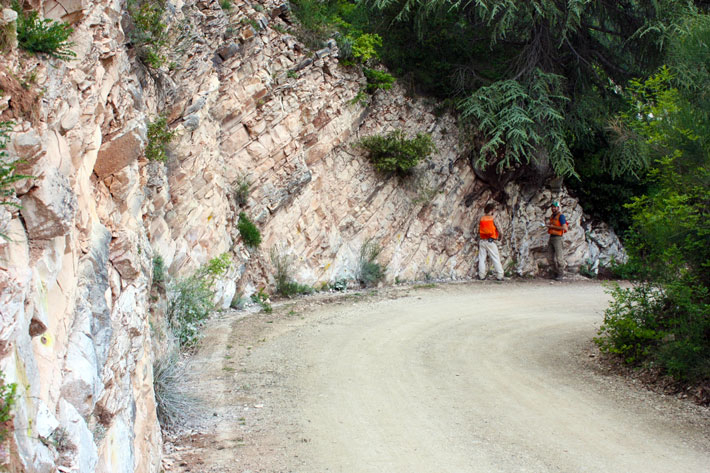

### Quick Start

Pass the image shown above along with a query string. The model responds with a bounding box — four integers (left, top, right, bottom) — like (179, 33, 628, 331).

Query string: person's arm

(494, 218, 502, 239)
(559, 214, 569, 231)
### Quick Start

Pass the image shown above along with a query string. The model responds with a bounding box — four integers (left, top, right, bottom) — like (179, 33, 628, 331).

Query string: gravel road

(164, 281, 710, 473)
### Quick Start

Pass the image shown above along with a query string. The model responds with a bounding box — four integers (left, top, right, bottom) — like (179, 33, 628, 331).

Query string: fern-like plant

(12, 1, 75, 60)
(459, 69, 576, 177)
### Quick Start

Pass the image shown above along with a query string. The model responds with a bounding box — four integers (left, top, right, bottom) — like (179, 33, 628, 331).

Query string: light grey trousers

(478, 239, 504, 280)
(547, 235, 566, 277)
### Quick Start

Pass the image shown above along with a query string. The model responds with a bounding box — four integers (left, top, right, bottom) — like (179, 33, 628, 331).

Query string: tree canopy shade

(362, 0, 707, 177)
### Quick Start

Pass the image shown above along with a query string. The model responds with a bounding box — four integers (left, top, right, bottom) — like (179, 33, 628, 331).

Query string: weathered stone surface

(20, 168, 77, 240)
(1, 8, 17, 24)
(95, 125, 145, 179)
(58, 400, 98, 473)
(216, 42, 240, 61)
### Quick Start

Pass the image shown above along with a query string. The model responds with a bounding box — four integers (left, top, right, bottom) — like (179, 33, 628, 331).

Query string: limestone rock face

(0, 0, 625, 471)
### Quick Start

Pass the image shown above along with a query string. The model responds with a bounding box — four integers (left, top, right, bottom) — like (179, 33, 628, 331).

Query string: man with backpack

(478, 203, 505, 281)
(546, 201, 569, 280)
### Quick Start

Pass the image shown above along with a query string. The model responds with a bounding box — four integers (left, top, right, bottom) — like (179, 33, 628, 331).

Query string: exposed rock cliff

(0, 0, 624, 470)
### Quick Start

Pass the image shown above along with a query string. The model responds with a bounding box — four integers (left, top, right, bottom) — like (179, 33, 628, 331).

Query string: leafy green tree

(596, 11, 710, 383)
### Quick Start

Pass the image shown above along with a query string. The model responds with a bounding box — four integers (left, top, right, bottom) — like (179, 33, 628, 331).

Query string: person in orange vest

(478, 203, 504, 281)
(546, 200, 569, 280)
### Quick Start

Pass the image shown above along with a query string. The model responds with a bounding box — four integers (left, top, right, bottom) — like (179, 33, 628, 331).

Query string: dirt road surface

(163, 280, 710, 473)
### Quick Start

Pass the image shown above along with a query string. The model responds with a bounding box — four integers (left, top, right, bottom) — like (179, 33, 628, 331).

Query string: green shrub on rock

(357, 130, 436, 175)
(12, 1, 75, 60)
(238, 212, 261, 247)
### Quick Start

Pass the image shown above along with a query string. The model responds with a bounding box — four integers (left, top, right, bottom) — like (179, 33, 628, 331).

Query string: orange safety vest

(548, 214, 567, 236)
(479, 215, 499, 239)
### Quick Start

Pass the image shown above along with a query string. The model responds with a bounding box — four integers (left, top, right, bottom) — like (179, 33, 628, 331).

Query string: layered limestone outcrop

(0, 0, 625, 471)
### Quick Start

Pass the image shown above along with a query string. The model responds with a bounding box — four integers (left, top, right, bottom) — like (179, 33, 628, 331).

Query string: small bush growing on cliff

(167, 254, 231, 349)
(167, 274, 213, 348)
(1, 121, 31, 239)
(199, 253, 231, 281)
(126, 0, 169, 68)
(358, 238, 385, 287)
(12, 1, 75, 60)
(145, 115, 175, 162)
(152, 255, 165, 288)
(0, 370, 17, 443)
(233, 173, 251, 207)
(363, 68, 395, 93)
(238, 212, 261, 247)
(356, 130, 436, 175)
(250, 287, 272, 313)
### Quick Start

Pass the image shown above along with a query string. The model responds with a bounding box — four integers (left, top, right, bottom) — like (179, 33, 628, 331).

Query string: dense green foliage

(357, 130, 435, 174)
(595, 12, 710, 383)
(238, 212, 262, 247)
(291, 0, 710, 224)
(13, 1, 75, 60)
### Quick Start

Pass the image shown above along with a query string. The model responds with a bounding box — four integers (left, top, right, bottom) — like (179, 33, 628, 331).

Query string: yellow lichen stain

(40, 332, 54, 347)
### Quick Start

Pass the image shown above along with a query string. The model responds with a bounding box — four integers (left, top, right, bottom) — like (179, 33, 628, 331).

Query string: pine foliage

(459, 69, 575, 177)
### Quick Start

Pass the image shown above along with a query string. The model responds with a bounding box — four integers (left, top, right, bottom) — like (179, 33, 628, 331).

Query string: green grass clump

(358, 239, 385, 287)
(233, 173, 251, 206)
(153, 354, 201, 429)
(250, 288, 272, 313)
(13, 1, 75, 60)
(270, 247, 313, 297)
(238, 212, 261, 247)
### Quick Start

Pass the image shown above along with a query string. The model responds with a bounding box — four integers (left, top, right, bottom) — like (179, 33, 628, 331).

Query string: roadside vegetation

(152, 253, 232, 429)
(594, 14, 709, 390)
